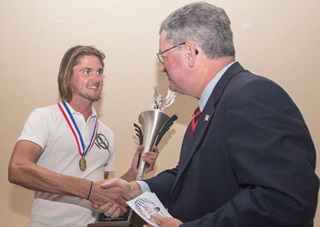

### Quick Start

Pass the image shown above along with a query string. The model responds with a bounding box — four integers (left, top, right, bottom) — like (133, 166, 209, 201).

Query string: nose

(91, 71, 103, 79)
(89, 73, 99, 81)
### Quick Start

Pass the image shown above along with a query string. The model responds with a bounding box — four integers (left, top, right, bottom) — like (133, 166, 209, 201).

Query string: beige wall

(1, 0, 319, 226)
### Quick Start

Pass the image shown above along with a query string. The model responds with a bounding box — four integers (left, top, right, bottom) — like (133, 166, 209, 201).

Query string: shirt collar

(198, 61, 235, 111)
(64, 101, 97, 119)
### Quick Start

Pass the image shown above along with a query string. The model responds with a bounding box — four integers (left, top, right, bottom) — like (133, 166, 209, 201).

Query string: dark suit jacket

(144, 62, 319, 226)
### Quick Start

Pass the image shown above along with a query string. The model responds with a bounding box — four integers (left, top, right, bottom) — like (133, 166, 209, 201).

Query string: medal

(79, 157, 87, 171)
(58, 101, 99, 171)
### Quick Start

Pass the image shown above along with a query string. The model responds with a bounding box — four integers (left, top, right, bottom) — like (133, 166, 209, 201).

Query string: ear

(185, 41, 198, 68)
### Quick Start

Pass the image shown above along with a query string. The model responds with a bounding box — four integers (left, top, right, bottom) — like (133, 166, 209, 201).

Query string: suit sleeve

(183, 79, 318, 226)
(144, 167, 178, 207)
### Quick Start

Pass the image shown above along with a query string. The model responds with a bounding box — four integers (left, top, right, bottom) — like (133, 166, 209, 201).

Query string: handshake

(91, 178, 142, 219)
(92, 178, 141, 219)
(85, 146, 182, 227)
(87, 146, 158, 219)
(89, 178, 180, 227)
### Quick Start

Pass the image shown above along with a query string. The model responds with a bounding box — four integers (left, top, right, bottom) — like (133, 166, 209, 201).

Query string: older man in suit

(98, 2, 319, 226)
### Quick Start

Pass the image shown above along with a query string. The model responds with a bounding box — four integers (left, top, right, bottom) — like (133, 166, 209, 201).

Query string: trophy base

(87, 208, 145, 227)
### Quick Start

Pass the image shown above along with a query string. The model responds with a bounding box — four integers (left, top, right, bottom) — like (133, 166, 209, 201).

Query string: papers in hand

(126, 191, 172, 227)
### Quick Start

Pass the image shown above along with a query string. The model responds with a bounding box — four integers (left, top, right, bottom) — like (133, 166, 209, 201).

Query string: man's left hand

(143, 214, 183, 227)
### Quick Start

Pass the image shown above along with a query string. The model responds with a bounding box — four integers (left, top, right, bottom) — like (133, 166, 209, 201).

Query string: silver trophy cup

(134, 89, 177, 180)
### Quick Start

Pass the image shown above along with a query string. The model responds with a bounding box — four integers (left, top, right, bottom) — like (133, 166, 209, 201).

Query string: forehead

(76, 55, 103, 68)
(159, 31, 170, 48)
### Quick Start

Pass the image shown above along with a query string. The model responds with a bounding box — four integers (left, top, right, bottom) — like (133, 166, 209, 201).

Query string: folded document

(127, 191, 172, 227)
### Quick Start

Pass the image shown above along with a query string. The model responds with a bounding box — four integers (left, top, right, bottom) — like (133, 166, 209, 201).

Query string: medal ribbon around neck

(58, 101, 99, 158)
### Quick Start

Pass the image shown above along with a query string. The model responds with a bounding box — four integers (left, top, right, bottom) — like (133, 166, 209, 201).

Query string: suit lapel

(173, 62, 245, 188)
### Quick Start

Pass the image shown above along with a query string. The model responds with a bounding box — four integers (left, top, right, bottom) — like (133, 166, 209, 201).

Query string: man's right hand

(93, 178, 142, 218)
(90, 179, 132, 214)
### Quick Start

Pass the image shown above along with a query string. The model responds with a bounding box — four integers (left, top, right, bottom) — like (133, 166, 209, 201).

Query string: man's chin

(88, 95, 101, 102)
(168, 84, 176, 92)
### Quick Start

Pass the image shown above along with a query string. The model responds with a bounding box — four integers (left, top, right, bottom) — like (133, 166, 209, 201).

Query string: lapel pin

(205, 115, 210, 122)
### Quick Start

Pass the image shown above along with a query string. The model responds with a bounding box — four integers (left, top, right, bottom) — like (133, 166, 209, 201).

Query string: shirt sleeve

(18, 107, 52, 150)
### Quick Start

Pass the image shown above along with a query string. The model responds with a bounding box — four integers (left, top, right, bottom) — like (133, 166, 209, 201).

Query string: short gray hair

(159, 2, 235, 59)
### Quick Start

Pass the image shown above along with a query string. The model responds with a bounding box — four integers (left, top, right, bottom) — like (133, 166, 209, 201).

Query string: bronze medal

(79, 157, 87, 171)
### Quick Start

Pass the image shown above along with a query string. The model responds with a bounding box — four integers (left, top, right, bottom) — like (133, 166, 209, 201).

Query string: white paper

(126, 191, 172, 227)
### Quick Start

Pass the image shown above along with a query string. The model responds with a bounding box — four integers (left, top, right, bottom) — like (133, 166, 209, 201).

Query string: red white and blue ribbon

(58, 101, 99, 158)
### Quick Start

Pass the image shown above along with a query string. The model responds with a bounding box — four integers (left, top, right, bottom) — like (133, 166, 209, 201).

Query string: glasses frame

(156, 42, 186, 64)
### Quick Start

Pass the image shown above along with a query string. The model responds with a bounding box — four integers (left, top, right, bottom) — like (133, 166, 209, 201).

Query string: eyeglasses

(156, 42, 186, 64)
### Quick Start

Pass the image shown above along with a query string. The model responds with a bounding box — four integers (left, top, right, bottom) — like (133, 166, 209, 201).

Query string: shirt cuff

(136, 180, 151, 193)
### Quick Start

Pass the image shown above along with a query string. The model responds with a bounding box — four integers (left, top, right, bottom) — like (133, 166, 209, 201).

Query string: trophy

(88, 89, 177, 227)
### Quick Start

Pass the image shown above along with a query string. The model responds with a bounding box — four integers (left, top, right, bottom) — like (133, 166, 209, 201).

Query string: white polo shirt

(18, 102, 115, 227)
